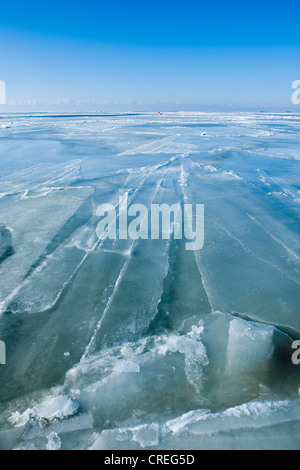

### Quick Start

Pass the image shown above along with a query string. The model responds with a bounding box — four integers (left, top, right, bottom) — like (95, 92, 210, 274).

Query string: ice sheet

(0, 111, 299, 450)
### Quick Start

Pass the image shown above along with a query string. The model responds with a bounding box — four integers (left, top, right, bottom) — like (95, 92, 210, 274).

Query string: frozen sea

(0, 111, 300, 450)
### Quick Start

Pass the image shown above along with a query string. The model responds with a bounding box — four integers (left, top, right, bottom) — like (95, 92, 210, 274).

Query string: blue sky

(1, 0, 300, 110)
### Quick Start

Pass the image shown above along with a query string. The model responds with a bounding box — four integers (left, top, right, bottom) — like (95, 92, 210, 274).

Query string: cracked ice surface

(0, 112, 300, 450)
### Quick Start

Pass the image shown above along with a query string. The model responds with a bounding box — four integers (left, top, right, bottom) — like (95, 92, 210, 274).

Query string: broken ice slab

(178, 159, 300, 335)
(61, 313, 298, 433)
(89, 399, 300, 450)
(8, 395, 79, 428)
(0, 185, 93, 311)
